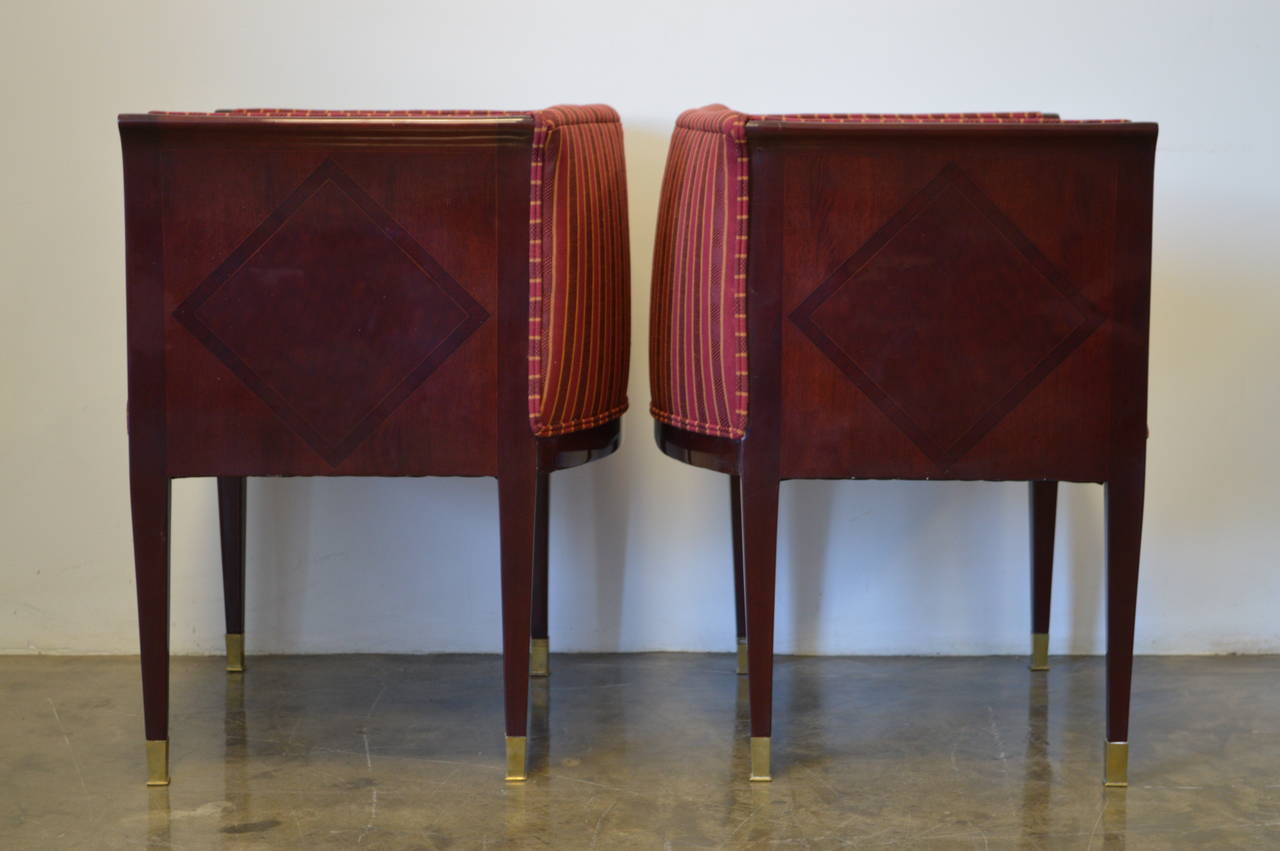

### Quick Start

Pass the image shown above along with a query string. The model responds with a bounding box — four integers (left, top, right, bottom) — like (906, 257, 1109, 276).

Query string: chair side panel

(771, 133, 1153, 481)
(122, 124, 525, 477)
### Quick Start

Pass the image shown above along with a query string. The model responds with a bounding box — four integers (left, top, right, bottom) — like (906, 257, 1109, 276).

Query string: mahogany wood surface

(531, 472, 550, 644)
(658, 122, 1155, 487)
(121, 117, 534, 478)
(494, 135, 538, 741)
(741, 145, 786, 742)
(1030, 481, 1058, 639)
(217, 477, 247, 638)
(123, 126, 171, 746)
(1103, 138, 1155, 747)
(729, 475, 746, 644)
(775, 131, 1146, 482)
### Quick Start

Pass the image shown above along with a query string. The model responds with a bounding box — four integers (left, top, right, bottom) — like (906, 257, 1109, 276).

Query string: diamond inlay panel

(175, 160, 488, 466)
(791, 164, 1102, 468)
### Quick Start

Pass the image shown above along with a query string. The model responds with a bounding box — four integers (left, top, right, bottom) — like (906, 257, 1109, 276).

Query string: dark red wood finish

(125, 116, 525, 478)
(217, 477, 247, 639)
(123, 124, 171, 746)
(741, 144, 785, 746)
(728, 475, 746, 648)
(120, 114, 620, 782)
(1030, 481, 1058, 639)
(1103, 136, 1155, 749)
(531, 472, 551, 647)
(495, 137, 538, 744)
(656, 120, 1157, 780)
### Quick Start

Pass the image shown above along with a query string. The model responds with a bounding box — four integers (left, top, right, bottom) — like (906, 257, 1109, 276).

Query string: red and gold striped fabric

(650, 106, 1126, 439)
(649, 106, 751, 439)
(529, 105, 631, 436)
(149, 105, 630, 437)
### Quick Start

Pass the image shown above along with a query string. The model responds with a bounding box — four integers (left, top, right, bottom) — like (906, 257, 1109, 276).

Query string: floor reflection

(4, 654, 1278, 848)
(1020, 671, 1051, 837)
(146, 787, 171, 847)
(529, 676, 551, 776)
(1102, 787, 1129, 848)
(224, 672, 248, 833)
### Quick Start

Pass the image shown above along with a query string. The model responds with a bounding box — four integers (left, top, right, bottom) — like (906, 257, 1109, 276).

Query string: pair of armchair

(119, 104, 1156, 786)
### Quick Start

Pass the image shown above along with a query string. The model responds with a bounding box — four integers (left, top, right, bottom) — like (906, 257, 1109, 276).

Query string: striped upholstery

(649, 106, 1125, 439)
(649, 106, 751, 438)
(529, 105, 631, 436)
(150, 105, 630, 437)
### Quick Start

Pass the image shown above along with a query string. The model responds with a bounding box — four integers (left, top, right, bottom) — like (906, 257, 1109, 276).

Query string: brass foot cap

(1104, 741, 1128, 787)
(749, 736, 771, 781)
(226, 633, 245, 673)
(530, 638, 550, 678)
(1029, 633, 1049, 671)
(736, 639, 749, 675)
(505, 736, 528, 781)
(146, 739, 169, 786)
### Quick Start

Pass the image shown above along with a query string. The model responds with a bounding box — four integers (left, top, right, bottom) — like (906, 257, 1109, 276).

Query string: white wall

(2, 0, 1277, 656)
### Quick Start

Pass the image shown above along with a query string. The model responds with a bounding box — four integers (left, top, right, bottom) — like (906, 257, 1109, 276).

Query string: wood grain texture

(766, 131, 1147, 482)
(788, 162, 1105, 473)
(123, 124, 171, 746)
(171, 158, 489, 467)
(1030, 481, 1058, 637)
(123, 114, 616, 480)
(496, 137, 538, 739)
(217, 477, 247, 637)
(660, 123, 1156, 487)
(1104, 137, 1155, 747)
(729, 475, 746, 643)
(148, 127, 516, 477)
(531, 472, 550, 643)
(741, 145, 785, 741)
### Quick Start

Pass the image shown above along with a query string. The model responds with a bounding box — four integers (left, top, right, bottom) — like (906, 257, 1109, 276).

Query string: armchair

(650, 106, 1156, 784)
(120, 104, 630, 784)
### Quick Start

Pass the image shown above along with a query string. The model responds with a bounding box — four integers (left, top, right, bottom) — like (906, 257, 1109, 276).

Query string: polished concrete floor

(3, 654, 1279, 849)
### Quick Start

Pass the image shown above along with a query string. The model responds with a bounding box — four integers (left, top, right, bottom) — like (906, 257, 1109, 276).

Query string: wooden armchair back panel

(122, 120, 531, 478)
(750, 129, 1155, 482)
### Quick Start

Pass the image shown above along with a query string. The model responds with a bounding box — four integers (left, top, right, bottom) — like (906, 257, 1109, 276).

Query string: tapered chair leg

(131, 470, 171, 786)
(1029, 481, 1058, 671)
(730, 475, 748, 675)
(741, 470, 780, 781)
(1104, 463, 1145, 787)
(498, 451, 538, 781)
(529, 471, 550, 678)
(218, 477, 247, 673)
